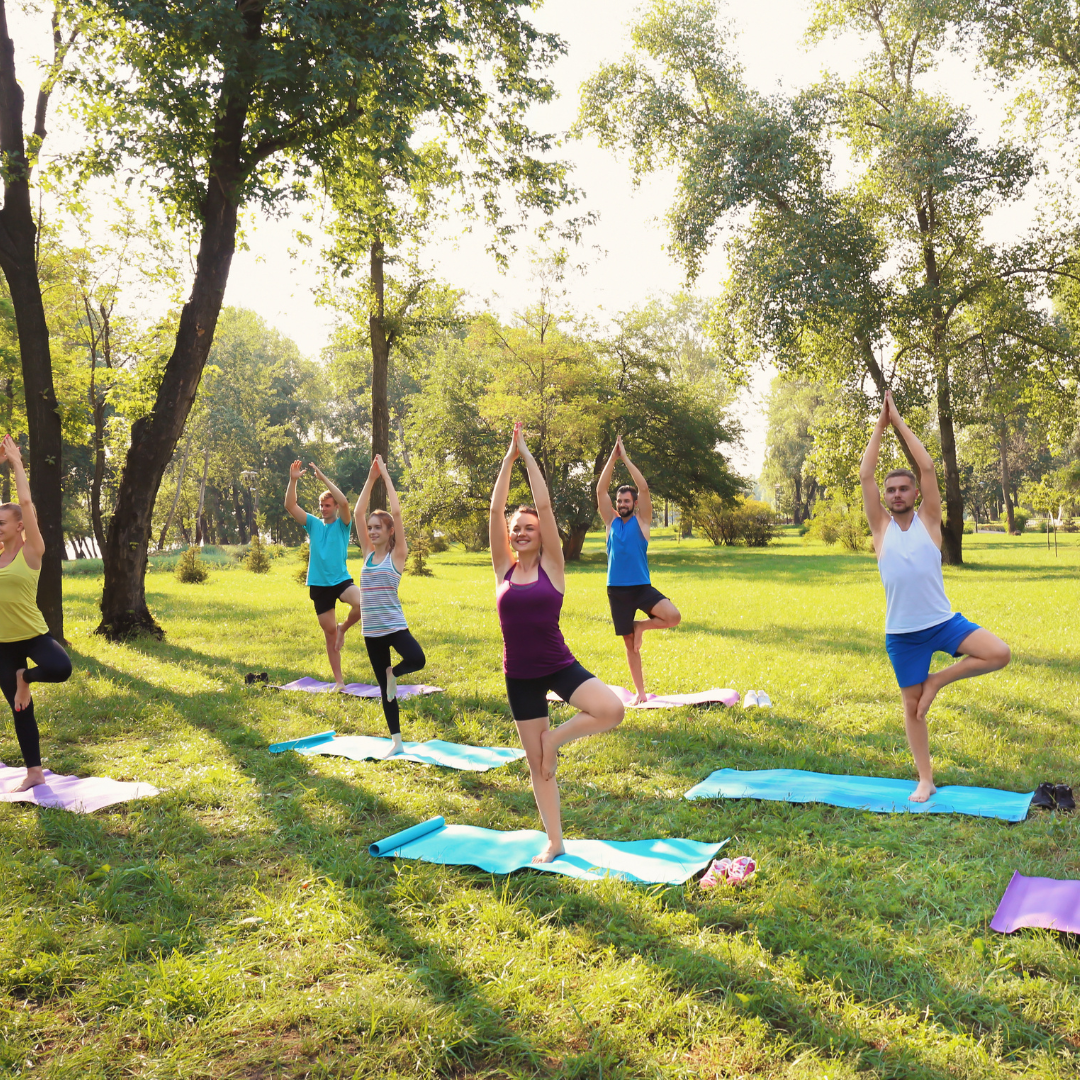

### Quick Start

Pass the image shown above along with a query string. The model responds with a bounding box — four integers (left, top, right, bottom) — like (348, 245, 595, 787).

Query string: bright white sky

(12, 0, 1040, 480)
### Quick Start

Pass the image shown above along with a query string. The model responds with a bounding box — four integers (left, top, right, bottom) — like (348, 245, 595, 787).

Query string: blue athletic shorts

(885, 612, 981, 688)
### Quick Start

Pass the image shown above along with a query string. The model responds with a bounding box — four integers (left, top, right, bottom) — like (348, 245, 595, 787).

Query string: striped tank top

(360, 551, 408, 637)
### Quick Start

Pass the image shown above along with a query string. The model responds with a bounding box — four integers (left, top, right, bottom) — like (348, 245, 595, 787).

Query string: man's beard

(617, 506, 634, 518)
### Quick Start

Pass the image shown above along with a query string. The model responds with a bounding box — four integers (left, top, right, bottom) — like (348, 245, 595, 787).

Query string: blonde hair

(0, 502, 23, 523)
(367, 509, 396, 551)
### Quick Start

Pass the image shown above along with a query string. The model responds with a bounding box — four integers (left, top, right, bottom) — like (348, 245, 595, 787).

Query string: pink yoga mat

(0, 763, 160, 814)
(548, 684, 739, 709)
(275, 677, 444, 699)
(990, 871, 1080, 935)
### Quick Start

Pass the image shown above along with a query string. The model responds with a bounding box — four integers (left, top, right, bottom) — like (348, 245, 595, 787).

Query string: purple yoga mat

(990, 871, 1080, 935)
(275, 677, 444, 699)
(0, 763, 160, 814)
(549, 684, 739, 709)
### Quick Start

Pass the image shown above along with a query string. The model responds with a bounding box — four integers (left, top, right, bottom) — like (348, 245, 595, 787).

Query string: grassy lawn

(1, 528, 1078, 1079)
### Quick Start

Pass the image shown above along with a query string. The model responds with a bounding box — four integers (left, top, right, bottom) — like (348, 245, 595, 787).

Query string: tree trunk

(998, 428, 1015, 533)
(369, 237, 389, 511)
(97, 25, 261, 638)
(90, 394, 108, 557)
(936, 372, 964, 566)
(0, 2, 64, 641)
(792, 473, 803, 524)
(156, 438, 192, 551)
(232, 483, 249, 543)
(194, 446, 210, 544)
(561, 522, 589, 562)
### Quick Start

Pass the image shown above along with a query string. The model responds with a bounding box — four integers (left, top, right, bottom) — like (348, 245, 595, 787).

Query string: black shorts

(607, 583, 668, 637)
(309, 579, 355, 616)
(505, 660, 596, 721)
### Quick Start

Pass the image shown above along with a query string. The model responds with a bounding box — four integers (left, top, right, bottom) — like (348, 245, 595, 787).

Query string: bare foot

(539, 728, 559, 781)
(383, 738, 405, 758)
(9, 766, 46, 792)
(532, 841, 565, 864)
(13, 669, 31, 712)
(632, 622, 645, 653)
(916, 675, 942, 722)
(335, 623, 346, 651)
(909, 779, 938, 803)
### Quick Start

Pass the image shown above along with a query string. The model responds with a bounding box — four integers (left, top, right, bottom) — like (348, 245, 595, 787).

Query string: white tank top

(877, 513, 953, 633)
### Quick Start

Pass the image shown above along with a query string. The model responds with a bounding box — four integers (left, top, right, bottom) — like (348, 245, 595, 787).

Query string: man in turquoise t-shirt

(285, 459, 362, 690)
(597, 436, 681, 703)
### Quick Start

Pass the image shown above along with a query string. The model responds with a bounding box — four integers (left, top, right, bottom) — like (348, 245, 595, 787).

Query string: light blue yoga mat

(268, 731, 525, 772)
(369, 816, 728, 884)
(684, 768, 1033, 822)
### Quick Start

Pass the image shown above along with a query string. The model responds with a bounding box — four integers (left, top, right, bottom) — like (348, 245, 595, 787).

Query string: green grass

(2, 528, 1078, 1078)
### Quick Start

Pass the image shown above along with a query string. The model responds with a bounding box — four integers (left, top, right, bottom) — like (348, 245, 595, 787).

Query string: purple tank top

(496, 564, 576, 678)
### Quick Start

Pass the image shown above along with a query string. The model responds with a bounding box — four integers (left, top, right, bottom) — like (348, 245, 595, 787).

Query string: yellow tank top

(0, 547, 50, 642)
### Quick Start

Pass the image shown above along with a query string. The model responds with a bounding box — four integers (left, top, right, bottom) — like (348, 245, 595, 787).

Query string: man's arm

(285, 460, 308, 525)
(886, 390, 942, 533)
(859, 399, 891, 550)
(2, 438, 44, 566)
(595, 443, 618, 527)
(617, 436, 653, 538)
(310, 462, 351, 525)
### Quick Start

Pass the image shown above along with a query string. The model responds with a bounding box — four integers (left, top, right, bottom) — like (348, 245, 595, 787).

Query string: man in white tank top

(861, 391, 1010, 803)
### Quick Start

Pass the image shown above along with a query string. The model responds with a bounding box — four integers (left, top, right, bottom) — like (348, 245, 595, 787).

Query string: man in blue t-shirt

(597, 436, 681, 703)
(285, 459, 362, 690)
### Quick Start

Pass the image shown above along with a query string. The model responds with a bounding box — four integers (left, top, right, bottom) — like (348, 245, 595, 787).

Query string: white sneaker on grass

(756, 690, 772, 708)
(742, 690, 759, 708)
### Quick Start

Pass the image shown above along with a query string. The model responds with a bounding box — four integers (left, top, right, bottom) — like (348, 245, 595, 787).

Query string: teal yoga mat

(369, 816, 727, 884)
(684, 768, 1033, 822)
(269, 731, 525, 772)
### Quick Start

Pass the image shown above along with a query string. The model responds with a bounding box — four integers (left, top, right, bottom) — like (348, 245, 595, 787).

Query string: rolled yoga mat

(549, 685, 740, 709)
(991, 871, 1080, 935)
(268, 731, 525, 772)
(684, 767, 1033, 822)
(369, 815, 727, 884)
(0, 763, 160, 814)
(274, 677, 444, 699)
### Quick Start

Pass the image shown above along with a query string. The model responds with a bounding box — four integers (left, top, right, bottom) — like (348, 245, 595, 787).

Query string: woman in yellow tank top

(0, 436, 71, 791)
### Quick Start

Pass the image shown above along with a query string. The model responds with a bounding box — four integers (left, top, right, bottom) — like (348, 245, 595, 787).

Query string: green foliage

(174, 546, 209, 584)
(805, 495, 870, 552)
(693, 494, 776, 547)
(406, 530, 433, 577)
(243, 535, 271, 574)
(1003, 508, 1030, 534)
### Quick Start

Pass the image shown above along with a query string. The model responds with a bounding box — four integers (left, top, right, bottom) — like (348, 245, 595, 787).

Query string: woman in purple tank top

(490, 423, 624, 863)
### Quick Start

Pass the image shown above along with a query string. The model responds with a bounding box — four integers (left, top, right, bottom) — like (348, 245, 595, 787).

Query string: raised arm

(377, 456, 408, 571)
(489, 425, 519, 580)
(310, 462, 351, 525)
(353, 458, 380, 556)
(887, 390, 941, 532)
(285, 459, 308, 525)
(617, 435, 652, 538)
(517, 428, 565, 588)
(596, 442, 619, 527)
(2, 437, 44, 568)
(860, 397, 891, 551)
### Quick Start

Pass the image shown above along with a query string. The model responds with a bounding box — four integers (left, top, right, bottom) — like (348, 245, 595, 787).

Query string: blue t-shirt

(606, 514, 650, 586)
(304, 513, 351, 587)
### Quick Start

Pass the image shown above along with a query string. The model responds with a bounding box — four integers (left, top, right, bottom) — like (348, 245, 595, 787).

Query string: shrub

(244, 535, 272, 574)
(805, 497, 869, 552)
(430, 531, 450, 553)
(1002, 509, 1029, 534)
(294, 541, 310, 584)
(693, 495, 777, 547)
(407, 531, 433, 576)
(175, 547, 209, 584)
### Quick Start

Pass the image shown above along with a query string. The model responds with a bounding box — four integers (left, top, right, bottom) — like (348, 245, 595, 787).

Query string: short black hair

(616, 484, 638, 502)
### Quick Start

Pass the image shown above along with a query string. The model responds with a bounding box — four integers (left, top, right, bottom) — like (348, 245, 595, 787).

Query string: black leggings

(0, 634, 72, 769)
(364, 630, 426, 737)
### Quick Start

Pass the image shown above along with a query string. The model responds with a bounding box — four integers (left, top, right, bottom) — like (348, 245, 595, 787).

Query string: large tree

(578, 0, 1079, 563)
(77, 0, 571, 638)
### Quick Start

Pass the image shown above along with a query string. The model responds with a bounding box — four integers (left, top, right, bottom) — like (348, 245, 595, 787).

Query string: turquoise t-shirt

(304, 513, 351, 587)
(606, 514, 651, 586)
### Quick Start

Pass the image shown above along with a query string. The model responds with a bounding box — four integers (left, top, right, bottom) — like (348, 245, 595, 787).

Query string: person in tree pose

(597, 435, 681, 704)
(0, 436, 72, 792)
(285, 458, 361, 690)
(491, 423, 624, 862)
(861, 390, 1011, 802)
(354, 454, 426, 755)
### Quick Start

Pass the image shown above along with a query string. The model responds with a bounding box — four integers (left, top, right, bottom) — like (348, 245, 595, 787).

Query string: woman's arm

(517, 428, 565, 589)
(378, 456, 409, 571)
(3, 437, 44, 568)
(353, 460, 380, 556)
(489, 425, 519, 581)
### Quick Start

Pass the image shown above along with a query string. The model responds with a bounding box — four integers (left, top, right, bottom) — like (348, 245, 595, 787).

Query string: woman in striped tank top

(354, 455, 426, 755)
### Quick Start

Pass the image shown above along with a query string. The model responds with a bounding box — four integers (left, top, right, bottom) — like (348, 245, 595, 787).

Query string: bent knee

(669, 608, 682, 628)
(994, 643, 1011, 668)
(607, 701, 625, 727)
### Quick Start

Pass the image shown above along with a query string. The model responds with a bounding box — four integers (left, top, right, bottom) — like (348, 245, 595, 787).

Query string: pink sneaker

(726, 856, 756, 886)
(699, 858, 732, 889)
